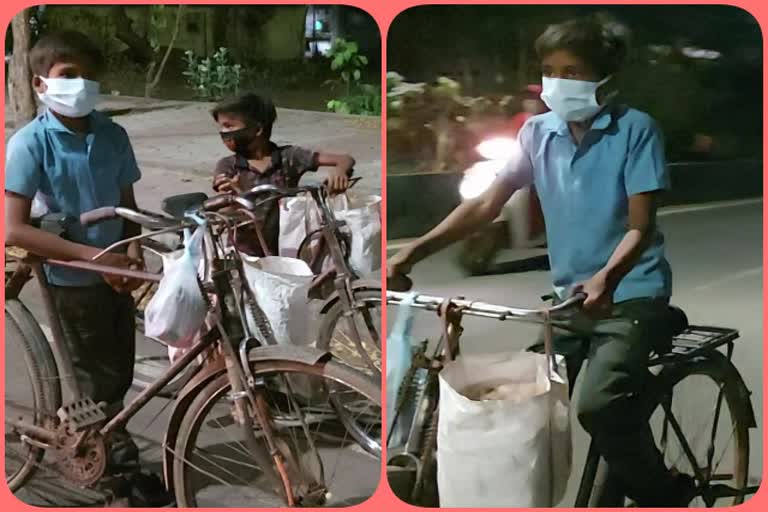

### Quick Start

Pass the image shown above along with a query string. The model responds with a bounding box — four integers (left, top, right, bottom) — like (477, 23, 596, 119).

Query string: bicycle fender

(318, 280, 381, 314)
(160, 346, 333, 493)
(162, 354, 226, 495)
(247, 345, 331, 366)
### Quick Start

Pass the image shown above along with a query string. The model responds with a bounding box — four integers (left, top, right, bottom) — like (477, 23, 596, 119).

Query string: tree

(9, 9, 37, 128)
(144, 5, 185, 98)
(110, 6, 154, 65)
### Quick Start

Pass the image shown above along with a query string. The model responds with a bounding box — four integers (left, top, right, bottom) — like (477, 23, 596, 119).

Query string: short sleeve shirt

(500, 104, 672, 302)
(5, 110, 142, 286)
(212, 144, 318, 256)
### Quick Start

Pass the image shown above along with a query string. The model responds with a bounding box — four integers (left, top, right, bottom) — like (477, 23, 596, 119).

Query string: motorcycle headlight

(476, 137, 520, 161)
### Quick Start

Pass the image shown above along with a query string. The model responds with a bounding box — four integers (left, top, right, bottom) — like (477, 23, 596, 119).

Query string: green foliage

(183, 48, 243, 100)
(324, 38, 378, 116)
(327, 84, 381, 116)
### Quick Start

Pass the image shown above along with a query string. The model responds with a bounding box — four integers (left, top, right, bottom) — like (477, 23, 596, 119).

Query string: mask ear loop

(597, 74, 619, 105)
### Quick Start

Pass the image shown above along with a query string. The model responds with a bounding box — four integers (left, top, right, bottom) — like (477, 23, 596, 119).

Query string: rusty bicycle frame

(4, 186, 368, 505)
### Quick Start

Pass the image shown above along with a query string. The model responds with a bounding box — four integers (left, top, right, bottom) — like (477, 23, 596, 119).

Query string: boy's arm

(580, 118, 669, 313)
(5, 191, 104, 261)
(316, 151, 355, 194)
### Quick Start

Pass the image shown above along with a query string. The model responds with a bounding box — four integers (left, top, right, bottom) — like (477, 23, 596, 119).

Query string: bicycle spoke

(166, 443, 247, 488)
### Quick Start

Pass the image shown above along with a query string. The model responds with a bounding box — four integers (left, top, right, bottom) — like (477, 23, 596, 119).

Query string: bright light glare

(476, 137, 519, 161)
(459, 160, 505, 199)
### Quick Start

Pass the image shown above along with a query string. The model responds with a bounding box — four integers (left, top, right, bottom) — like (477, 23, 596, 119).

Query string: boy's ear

(32, 76, 46, 94)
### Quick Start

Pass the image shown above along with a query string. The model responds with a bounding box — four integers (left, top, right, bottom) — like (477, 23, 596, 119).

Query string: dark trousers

(536, 298, 681, 506)
(51, 284, 136, 419)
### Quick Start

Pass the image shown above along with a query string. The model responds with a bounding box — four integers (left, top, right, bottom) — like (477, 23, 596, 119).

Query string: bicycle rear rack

(650, 326, 740, 366)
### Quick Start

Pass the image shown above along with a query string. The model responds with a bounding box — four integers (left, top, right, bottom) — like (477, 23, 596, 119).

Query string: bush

(183, 47, 242, 100)
(324, 38, 379, 116)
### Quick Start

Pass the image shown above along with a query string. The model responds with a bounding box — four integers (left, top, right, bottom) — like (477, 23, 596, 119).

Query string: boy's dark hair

(212, 93, 278, 138)
(29, 30, 105, 77)
(535, 13, 631, 77)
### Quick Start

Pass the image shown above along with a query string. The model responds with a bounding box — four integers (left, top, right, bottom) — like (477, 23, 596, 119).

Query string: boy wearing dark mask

(211, 93, 355, 256)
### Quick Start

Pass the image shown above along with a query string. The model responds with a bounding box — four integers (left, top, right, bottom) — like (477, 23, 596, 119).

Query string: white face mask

(540, 75, 613, 122)
(37, 77, 100, 118)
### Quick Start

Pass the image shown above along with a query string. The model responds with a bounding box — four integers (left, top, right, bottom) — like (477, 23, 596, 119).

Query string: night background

(387, 5, 762, 170)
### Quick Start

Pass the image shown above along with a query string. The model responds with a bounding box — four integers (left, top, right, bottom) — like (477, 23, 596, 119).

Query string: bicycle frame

(4, 214, 315, 504)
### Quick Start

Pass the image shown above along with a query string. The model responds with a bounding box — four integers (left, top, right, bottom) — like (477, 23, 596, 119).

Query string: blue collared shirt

(502, 104, 672, 303)
(5, 110, 141, 286)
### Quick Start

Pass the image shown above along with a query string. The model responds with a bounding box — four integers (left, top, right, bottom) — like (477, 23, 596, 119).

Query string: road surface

(387, 199, 763, 505)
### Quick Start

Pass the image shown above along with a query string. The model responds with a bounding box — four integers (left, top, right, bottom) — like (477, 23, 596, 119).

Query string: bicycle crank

(53, 424, 108, 487)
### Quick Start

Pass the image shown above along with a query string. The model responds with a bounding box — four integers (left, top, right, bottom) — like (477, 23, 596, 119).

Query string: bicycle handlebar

(79, 176, 364, 227)
(80, 206, 180, 230)
(385, 291, 586, 322)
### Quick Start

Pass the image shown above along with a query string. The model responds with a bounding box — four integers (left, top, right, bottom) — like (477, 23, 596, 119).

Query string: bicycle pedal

(57, 398, 107, 431)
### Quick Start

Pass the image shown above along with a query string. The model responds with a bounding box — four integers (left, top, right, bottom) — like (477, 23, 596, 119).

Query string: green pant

(51, 284, 136, 418)
(537, 298, 682, 506)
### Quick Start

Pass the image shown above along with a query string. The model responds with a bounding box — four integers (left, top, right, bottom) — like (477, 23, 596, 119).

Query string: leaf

(331, 57, 343, 71)
(359, 55, 369, 65)
(348, 41, 358, 53)
(341, 71, 350, 83)
(353, 69, 361, 81)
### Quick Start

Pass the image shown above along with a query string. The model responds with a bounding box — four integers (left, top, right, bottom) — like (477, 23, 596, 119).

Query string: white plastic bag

(332, 194, 382, 276)
(278, 196, 321, 259)
(242, 256, 314, 345)
(436, 350, 571, 507)
(386, 292, 418, 447)
(144, 225, 208, 347)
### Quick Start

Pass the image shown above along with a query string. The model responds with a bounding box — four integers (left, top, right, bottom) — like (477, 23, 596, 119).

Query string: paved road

(4, 101, 381, 507)
(387, 199, 763, 505)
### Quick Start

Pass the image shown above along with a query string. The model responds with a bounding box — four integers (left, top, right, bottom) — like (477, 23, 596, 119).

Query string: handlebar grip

(80, 207, 117, 226)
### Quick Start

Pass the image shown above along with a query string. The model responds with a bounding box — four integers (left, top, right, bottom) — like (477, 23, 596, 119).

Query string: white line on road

(657, 198, 762, 217)
(692, 267, 762, 292)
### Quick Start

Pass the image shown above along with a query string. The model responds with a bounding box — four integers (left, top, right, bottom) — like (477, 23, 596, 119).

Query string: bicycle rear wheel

(589, 351, 752, 507)
(172, 358, 381, 507)
(4, 299, 62, 491)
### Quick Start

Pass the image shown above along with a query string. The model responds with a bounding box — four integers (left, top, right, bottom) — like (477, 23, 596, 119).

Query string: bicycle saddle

(668, 305, 689, 336)
(161, 193, 209, 219)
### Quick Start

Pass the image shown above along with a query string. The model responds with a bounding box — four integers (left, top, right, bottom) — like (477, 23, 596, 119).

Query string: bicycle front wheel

(589, 351, 752, 507)
(172, 358, 381, 507)
(5, 299, 61, 492)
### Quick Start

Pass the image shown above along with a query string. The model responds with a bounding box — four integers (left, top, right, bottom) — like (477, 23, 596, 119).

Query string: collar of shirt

(40, 109, 109, 134)
(541, 103, 617, 138)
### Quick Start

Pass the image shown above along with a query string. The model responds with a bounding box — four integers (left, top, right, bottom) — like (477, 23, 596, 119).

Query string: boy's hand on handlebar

(93, 250, 144, 295)
(213, 174, 242, 194)
(575, 271, 615, 318)
(325, 169, 350, 195)
(387, 251, 414, 291)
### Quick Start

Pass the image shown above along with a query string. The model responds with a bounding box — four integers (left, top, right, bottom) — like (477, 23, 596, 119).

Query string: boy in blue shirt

(389, 15, 695, 507)
(5, 31, 167, 503)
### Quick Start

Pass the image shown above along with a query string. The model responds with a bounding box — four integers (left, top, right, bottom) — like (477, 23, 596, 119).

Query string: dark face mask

(220, 126, 257, 154)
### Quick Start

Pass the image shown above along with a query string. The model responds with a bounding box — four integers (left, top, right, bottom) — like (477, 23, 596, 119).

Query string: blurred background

(6, 4, 381, 116)
(386, 5, 762, 239)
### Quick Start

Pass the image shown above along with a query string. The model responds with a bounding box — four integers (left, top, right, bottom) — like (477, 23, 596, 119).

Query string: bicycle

(4, 184, 381, 507)
(384, 290, 759, 508)
(131, 178, 381, 399)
